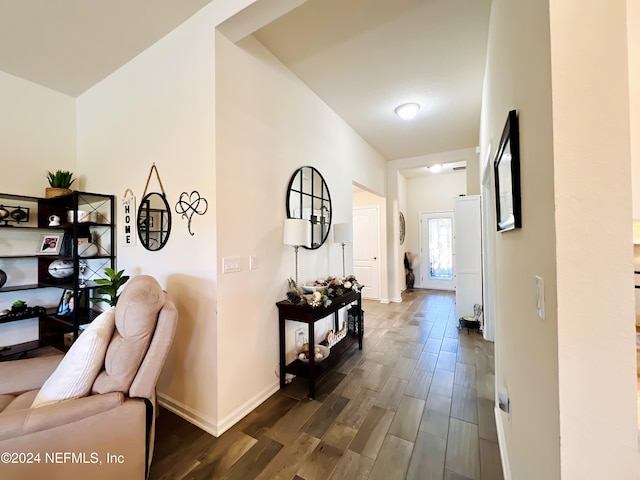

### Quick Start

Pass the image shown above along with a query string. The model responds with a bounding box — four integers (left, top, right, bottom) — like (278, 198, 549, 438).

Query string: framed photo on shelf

(494, 109, 522, 232)
(37, 234, 63, 255)
(56, 289, 75, 317)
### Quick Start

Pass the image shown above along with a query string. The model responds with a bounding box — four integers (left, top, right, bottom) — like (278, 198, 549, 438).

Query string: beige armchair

(0, 275, 177, 480)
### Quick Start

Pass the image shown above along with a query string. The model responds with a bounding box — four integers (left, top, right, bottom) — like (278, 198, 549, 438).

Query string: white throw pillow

(31, 309, 116, 408)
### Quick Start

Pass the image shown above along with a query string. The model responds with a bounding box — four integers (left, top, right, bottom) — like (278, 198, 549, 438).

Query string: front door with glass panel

(419, 212, 455, 290)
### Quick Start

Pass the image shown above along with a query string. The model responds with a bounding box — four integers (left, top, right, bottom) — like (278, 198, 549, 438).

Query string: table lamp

(333, 223, 352, 277)
(283, 218, 310, 285)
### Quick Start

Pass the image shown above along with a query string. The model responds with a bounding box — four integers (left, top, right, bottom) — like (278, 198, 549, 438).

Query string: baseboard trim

(379, 298, 390, 304)
(390, 297, 402, 303)
(158, 392, 219, 437)
(158, 380, 280, 438)
(494, 406, 512, 480)
(216, 381, 280, 435)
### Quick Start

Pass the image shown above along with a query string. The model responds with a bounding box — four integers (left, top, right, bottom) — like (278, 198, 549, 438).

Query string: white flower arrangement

(287, 275, 362, 309)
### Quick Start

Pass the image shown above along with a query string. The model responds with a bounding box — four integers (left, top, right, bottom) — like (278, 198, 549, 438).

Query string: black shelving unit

(0, 191, 115, 355)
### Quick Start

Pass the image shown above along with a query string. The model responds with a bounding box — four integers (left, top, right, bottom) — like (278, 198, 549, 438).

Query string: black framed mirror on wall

(137, 192, 172, 251)
(286, 166, 332, 249)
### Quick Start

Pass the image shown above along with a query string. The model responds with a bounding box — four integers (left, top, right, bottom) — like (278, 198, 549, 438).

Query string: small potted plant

(11, 300, 27, 313)
(45, 170, 76, 198)
(90, 268, 130, 308)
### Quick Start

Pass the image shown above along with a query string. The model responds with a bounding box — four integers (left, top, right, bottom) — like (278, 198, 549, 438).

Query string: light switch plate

(535, 275, 545, 319)
(249, 255, 257, 270)
(222, 256, 241, 273)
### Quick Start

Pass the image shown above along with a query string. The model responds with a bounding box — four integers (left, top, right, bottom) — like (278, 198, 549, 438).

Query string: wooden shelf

(0, 340, 43, 362)
(285, 333, 358, 379)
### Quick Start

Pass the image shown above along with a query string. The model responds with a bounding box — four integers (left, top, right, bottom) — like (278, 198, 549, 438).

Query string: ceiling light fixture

(429, 164, 442, 173)
(395, 103, 420, 121)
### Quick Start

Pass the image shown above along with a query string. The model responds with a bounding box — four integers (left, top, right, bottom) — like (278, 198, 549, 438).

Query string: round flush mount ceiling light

(429, 164, 442, 173)
(394, 102, 420, 121)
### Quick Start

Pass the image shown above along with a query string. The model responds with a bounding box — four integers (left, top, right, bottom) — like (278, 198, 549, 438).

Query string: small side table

(276, 290, 362, 399)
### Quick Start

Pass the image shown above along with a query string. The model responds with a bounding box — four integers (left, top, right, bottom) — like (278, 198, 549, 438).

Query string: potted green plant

(90, 268, 130, 307)
(45, 170, 76, 198)
(11, 300, 27, 313)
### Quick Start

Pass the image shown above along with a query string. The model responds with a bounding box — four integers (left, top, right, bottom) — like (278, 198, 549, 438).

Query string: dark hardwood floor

(150, 289, 503, 480)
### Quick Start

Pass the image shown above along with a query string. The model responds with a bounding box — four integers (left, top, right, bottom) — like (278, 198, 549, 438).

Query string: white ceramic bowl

(298, 344, 330, 363)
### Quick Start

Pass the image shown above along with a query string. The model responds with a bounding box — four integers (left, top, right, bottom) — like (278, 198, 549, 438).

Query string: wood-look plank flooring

(150, 289, 504, 479)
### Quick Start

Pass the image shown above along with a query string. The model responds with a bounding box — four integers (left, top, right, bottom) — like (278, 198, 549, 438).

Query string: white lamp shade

(333, 223, 353, 244)
(283, 219, 310, 247)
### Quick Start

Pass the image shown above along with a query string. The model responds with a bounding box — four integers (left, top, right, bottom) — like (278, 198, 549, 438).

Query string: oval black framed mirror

(137, 192, 172, 251)
(286, 166, 332, 249)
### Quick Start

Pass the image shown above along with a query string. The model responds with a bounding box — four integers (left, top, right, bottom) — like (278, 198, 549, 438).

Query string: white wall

(0, 71, 76, 197)
(396, 172, 408, 298)
(629, 0, 640, 327)
(480, 0, 560, 478)
(215, 32, 386, 425)
(550, 0, 640, 477)
(76, 3, 221, 433)
(630, 0, 640, 221)
(406, 171, 467, 288)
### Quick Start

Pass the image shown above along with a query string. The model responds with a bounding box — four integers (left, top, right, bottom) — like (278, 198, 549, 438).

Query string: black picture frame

(494, 110, 521, 232)
(56, 288, 76, 317)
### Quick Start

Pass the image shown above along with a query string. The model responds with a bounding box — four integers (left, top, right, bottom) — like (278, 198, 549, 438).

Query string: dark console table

(276, 289, 362, 399)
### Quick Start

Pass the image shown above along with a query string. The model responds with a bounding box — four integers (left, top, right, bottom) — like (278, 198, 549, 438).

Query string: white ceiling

(0, 0, 491, 164)
(254, 0, 492, 160)
(0, 0, 212, 96)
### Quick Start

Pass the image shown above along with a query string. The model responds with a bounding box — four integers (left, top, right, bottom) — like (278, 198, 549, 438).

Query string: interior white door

(419, 212, 455, 290)
(353, 206, 380, 299)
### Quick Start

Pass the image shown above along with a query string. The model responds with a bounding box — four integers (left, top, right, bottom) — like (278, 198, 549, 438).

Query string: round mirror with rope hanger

(137, 163, 172, 251)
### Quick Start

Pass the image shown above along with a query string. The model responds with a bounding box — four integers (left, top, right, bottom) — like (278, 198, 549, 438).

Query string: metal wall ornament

(137, 164, 172, 251)
(0, 204, 30, 226)
(399, 212, 406, 245)
(175, 191, 208, 236)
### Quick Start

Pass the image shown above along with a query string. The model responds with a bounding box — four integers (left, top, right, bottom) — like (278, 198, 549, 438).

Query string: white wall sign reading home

(122, 191, 137, 247)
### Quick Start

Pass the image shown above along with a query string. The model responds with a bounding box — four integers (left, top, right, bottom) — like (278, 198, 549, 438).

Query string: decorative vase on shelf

(45, 187, 72, 199)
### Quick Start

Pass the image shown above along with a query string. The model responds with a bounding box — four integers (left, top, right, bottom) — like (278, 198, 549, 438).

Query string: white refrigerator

(454, 195, 483, 325)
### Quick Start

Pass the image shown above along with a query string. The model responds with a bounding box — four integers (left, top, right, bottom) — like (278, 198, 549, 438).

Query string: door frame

(418, 210, 455, 291)
(481, 153, 497, 342)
